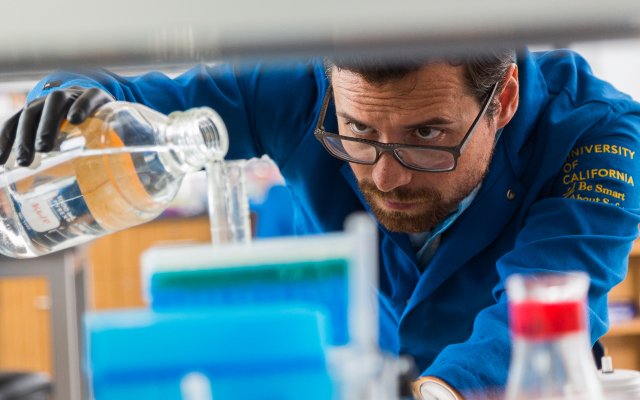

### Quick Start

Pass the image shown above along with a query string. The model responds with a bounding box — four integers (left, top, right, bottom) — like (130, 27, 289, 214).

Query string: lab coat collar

(503, 47, 549, 179)
(339, 138, 526, 317)
(402, 138, 526, 315)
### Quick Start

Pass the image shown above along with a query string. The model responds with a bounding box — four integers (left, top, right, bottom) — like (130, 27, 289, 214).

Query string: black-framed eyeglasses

(314, 80, 500, 172)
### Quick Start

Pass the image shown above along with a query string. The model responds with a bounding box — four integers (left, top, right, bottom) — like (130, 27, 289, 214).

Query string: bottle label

(13, 181, 101, 249)
(509, 300, 586, 339)
(20, 197, 61, 232)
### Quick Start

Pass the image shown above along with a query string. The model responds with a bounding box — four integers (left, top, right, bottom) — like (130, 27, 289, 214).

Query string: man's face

(331, 64, 498, 233)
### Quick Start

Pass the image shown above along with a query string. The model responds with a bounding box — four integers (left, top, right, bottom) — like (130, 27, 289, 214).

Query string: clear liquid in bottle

(0, 102, 228, 258)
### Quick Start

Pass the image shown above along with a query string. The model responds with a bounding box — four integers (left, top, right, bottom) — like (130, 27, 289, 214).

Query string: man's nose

(372, 152, 412, 192)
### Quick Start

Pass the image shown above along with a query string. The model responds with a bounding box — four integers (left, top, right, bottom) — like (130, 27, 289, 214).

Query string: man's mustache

(358, 179, 442, 204)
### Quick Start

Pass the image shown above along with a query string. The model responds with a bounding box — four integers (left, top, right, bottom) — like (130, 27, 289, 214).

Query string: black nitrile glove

(0, 85, 114, 166)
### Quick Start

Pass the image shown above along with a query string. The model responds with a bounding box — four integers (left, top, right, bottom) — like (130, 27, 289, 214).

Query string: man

(2, 48, 639, 398)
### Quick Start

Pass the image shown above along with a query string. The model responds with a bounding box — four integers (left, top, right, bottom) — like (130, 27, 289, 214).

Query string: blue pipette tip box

(85, 306, 333, 400)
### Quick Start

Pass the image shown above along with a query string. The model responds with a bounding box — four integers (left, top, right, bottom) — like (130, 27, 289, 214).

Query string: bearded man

(3, 48, 640, 399)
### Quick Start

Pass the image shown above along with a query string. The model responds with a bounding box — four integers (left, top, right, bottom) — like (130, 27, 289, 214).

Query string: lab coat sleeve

(423, 110, 640, 398)
(25, 61, 326, 168)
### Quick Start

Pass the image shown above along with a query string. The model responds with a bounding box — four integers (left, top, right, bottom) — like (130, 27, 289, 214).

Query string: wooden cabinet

(87, 217, 211, 310)
(0, 217, 211, 378)
(0, 276, 52, 375)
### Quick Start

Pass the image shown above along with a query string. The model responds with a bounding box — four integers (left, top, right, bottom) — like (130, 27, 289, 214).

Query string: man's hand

(0, 86, 114, 166)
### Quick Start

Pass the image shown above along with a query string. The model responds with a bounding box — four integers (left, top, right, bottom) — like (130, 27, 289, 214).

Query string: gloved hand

(0, 85, 114, 166)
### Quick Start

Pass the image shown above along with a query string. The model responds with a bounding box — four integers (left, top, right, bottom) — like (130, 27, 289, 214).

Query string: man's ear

(496, 63, 519, 129)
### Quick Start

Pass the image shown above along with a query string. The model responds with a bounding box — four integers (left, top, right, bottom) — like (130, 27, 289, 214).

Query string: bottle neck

(160, 107, 229, 174)
(509, 300, 585, 340)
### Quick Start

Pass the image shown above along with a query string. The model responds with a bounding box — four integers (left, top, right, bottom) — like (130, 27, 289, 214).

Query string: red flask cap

(509, 301, 585, 339)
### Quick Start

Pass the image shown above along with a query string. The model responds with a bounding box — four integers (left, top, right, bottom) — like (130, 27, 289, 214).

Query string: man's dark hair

(324, 49, 515, 119)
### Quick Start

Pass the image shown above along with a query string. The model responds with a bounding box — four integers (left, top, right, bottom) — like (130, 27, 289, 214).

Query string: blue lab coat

(27, 49, 640, 396)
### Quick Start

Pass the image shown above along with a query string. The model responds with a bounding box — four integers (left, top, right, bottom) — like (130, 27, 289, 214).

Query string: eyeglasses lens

(323, 136, 377, 163)
(323, 136, 454, 171)
(394, 148, 455, 171)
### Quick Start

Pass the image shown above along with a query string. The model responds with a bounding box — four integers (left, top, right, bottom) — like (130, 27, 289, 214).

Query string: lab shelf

(1, 0, 640, 78)
(607, 318, 640, 337)
(629, 240, 640, 257)
(601, 231, 640, 370)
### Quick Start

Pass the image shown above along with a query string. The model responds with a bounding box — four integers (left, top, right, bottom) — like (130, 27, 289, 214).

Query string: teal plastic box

(85, 307, 333, 400)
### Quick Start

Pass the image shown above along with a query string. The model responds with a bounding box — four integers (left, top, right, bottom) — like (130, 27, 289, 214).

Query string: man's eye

(416, 127, 444, 140)
(350, 123, 374, 134)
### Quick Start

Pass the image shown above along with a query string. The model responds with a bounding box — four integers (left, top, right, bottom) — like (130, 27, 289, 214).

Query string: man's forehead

(331, 63, 469, 111)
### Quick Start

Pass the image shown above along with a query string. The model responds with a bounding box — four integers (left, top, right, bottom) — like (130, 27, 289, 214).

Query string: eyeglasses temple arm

(316, 85, 333, 131)
(458, 81, 500, 155)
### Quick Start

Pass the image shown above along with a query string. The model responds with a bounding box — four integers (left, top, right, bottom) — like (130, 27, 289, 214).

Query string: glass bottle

(0, 102, 229, 258)
(505, 272, 603, 400)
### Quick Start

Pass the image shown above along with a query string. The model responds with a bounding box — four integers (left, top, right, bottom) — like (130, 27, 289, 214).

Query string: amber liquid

(69, 117, 165, 230)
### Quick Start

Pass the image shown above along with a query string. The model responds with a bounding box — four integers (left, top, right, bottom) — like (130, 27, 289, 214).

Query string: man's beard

(357, 162, 491, 234)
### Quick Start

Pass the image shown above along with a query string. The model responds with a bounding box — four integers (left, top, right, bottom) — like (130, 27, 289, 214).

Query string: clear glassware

(0, 102, 229, 258)
(206, 160, 251, 245)
(505, 272, 603, 400)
